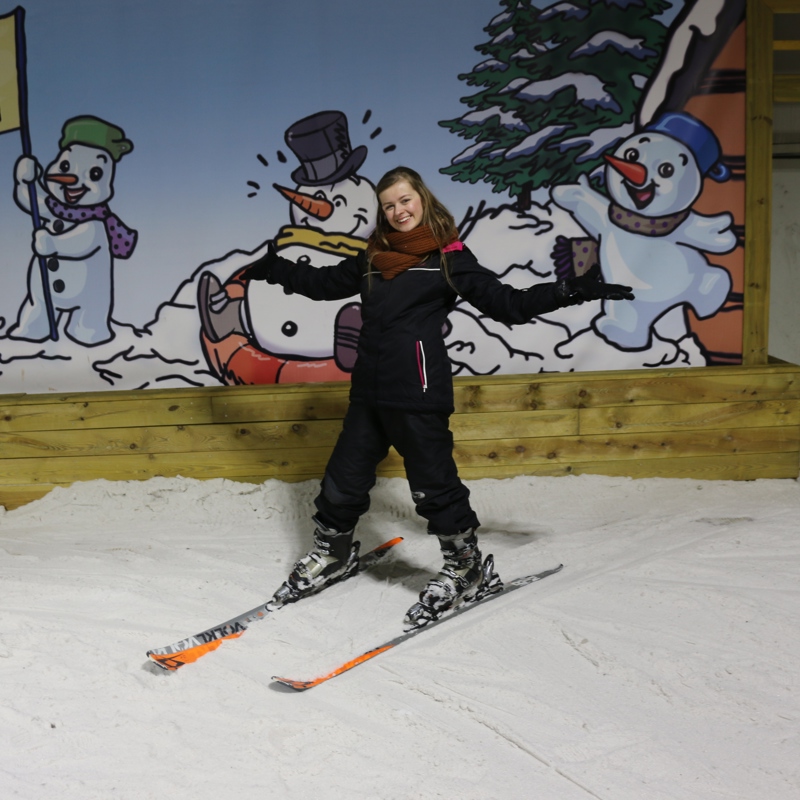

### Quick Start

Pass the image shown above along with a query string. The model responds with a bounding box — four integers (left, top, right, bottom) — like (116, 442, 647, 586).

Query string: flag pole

(14, 6, 58, 341)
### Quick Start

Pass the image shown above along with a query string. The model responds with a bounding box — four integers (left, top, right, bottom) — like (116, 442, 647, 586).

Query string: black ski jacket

(265, 243, 564, 413)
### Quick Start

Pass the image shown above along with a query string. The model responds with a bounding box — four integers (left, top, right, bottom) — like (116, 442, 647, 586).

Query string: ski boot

(197, 272, 247, 343)
(268, 517, 359, 610)
(403, 528, 497, 631)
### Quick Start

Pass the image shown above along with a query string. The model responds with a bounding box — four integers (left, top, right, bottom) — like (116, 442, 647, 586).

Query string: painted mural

(0, 0, 745, 394)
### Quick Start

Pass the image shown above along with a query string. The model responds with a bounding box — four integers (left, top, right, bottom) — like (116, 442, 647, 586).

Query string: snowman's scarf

(45, 196, 138, 259)
(608, 203, 689, 236)
(275, 225, 367, 258)
(552, 203, 690, 280)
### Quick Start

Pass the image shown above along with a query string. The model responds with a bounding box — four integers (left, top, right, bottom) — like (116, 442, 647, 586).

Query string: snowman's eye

(332, 194, 346, 208)
(59, 160, 70, 173)
(281, 321, 298, 337)
(89, 167, 103, 181)
(658, 163, 674, 178)
(623, 148, 640, 163)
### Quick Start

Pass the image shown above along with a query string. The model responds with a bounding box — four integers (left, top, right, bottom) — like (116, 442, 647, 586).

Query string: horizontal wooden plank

(0, 380, 346, 428)
(0, 419, 344, 460)
(2, 425, 794, 486)
(451, 409, 577, 439)
(774, 73, 800, 102)
(185, 365, 800, 425)
(0, 483, 60, 510)
(0, 446, 336, 484)
(212, 387, 350, 424)
(0, 395, 215, 433)
(454, 451, 800, 482)
(447, 427, 800, 470)
(0, 409, 577, 461)
(579, 399, 800, 435)
(452, 371, 799, 413)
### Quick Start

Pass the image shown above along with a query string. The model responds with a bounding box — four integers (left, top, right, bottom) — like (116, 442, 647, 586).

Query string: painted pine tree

(440, 0, 670, 210)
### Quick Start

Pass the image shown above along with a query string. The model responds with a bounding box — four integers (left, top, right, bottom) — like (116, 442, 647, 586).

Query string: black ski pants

(314, 402, 480, 536)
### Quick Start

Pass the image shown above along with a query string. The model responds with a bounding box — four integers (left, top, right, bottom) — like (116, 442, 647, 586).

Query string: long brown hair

(368, 167, 458, 278)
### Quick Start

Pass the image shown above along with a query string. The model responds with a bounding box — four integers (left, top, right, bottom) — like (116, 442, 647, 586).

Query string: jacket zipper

(416, 341, 428, 392)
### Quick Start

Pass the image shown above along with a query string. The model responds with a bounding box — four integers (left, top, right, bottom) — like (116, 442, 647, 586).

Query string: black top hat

(285, 110, 368, 187)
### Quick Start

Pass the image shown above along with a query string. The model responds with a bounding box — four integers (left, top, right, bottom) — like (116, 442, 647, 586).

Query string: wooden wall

(1, 361, 797, 510)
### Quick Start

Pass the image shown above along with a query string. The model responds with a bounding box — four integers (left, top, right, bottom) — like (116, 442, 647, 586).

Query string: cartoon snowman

(9, 115, 136, 345)
(550, 112, 736, 350)
(198, 110, 376, 383)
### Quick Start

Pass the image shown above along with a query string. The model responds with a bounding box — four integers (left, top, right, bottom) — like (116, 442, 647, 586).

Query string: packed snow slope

(1, 473, 798, 799)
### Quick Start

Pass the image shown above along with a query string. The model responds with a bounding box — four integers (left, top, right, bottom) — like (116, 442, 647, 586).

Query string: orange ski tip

(272, 643, 396, 690)
(148, 631, 244, 671)
(271, 677, 310, 690)
(378, 536, 403, 549)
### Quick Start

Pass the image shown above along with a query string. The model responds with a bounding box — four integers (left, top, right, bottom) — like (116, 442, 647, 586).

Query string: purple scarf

(45, 196, 138, 259)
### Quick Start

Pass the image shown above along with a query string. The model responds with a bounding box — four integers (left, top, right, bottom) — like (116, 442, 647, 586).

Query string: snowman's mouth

(63, 186, 89, 205)
(625, 181, 656, 211)
(348, 212, 368, 235)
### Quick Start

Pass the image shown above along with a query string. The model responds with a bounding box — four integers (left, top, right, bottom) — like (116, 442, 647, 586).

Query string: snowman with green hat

(10, 114, 137, 345)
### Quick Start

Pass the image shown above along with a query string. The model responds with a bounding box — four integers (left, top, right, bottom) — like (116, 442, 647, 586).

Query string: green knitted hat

(59, 116, 133, 162)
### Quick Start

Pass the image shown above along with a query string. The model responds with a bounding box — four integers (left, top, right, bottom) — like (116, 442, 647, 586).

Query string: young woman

(242, 166, 633, 629)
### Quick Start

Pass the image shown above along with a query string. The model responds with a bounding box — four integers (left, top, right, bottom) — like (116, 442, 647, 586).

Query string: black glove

(555, 266, 634, 306)
(240, 240, 279, 282)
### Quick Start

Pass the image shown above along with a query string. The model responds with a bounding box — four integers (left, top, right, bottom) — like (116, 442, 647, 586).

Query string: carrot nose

(603, 155, 648, 187)
(273, 184, 334, 220)
(46, 173, 78, 185)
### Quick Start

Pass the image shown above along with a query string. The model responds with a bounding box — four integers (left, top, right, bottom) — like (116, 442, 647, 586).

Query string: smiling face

(287, 175, 377, 238)
(378, 180, 424, 233)
(606, 132, 702, 217)
(45, 144, 115, 206)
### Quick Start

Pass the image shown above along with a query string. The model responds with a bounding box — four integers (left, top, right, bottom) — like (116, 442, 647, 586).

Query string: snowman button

(47, 257, 59, 272)
(53, 220, 64, 233)
(52, 279, 65, 293)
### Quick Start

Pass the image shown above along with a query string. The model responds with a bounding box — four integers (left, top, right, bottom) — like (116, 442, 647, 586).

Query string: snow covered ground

(1, 472, 798, 799)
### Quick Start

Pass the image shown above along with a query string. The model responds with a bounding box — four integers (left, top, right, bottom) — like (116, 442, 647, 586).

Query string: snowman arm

(678, 211, 737, 254)
(36, 225, 104, 258)
(13, 157, 49, 219)
(254, 246, 363, 301)
(550, 176, 610, 239)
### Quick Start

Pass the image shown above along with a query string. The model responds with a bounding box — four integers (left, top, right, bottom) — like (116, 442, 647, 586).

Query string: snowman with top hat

(9, 115, 136, 346)
(550, 111, 736, 352)
(198, 110, 376, 383)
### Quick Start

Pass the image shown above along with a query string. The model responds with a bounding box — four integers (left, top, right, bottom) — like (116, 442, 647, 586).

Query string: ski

(147, 536, 403, 671)
(272, 560, 563, 691)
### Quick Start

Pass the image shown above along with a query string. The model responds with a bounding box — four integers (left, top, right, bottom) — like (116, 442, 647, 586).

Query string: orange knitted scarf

(369, 225, 457, 280)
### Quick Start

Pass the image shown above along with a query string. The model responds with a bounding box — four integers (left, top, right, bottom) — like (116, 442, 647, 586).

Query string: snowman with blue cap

(10, 115, 137, 345)
(550, 111, 736, 351)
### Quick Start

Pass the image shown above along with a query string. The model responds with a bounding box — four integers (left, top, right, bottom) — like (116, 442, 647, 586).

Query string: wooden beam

(744, 0, 775, 364)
